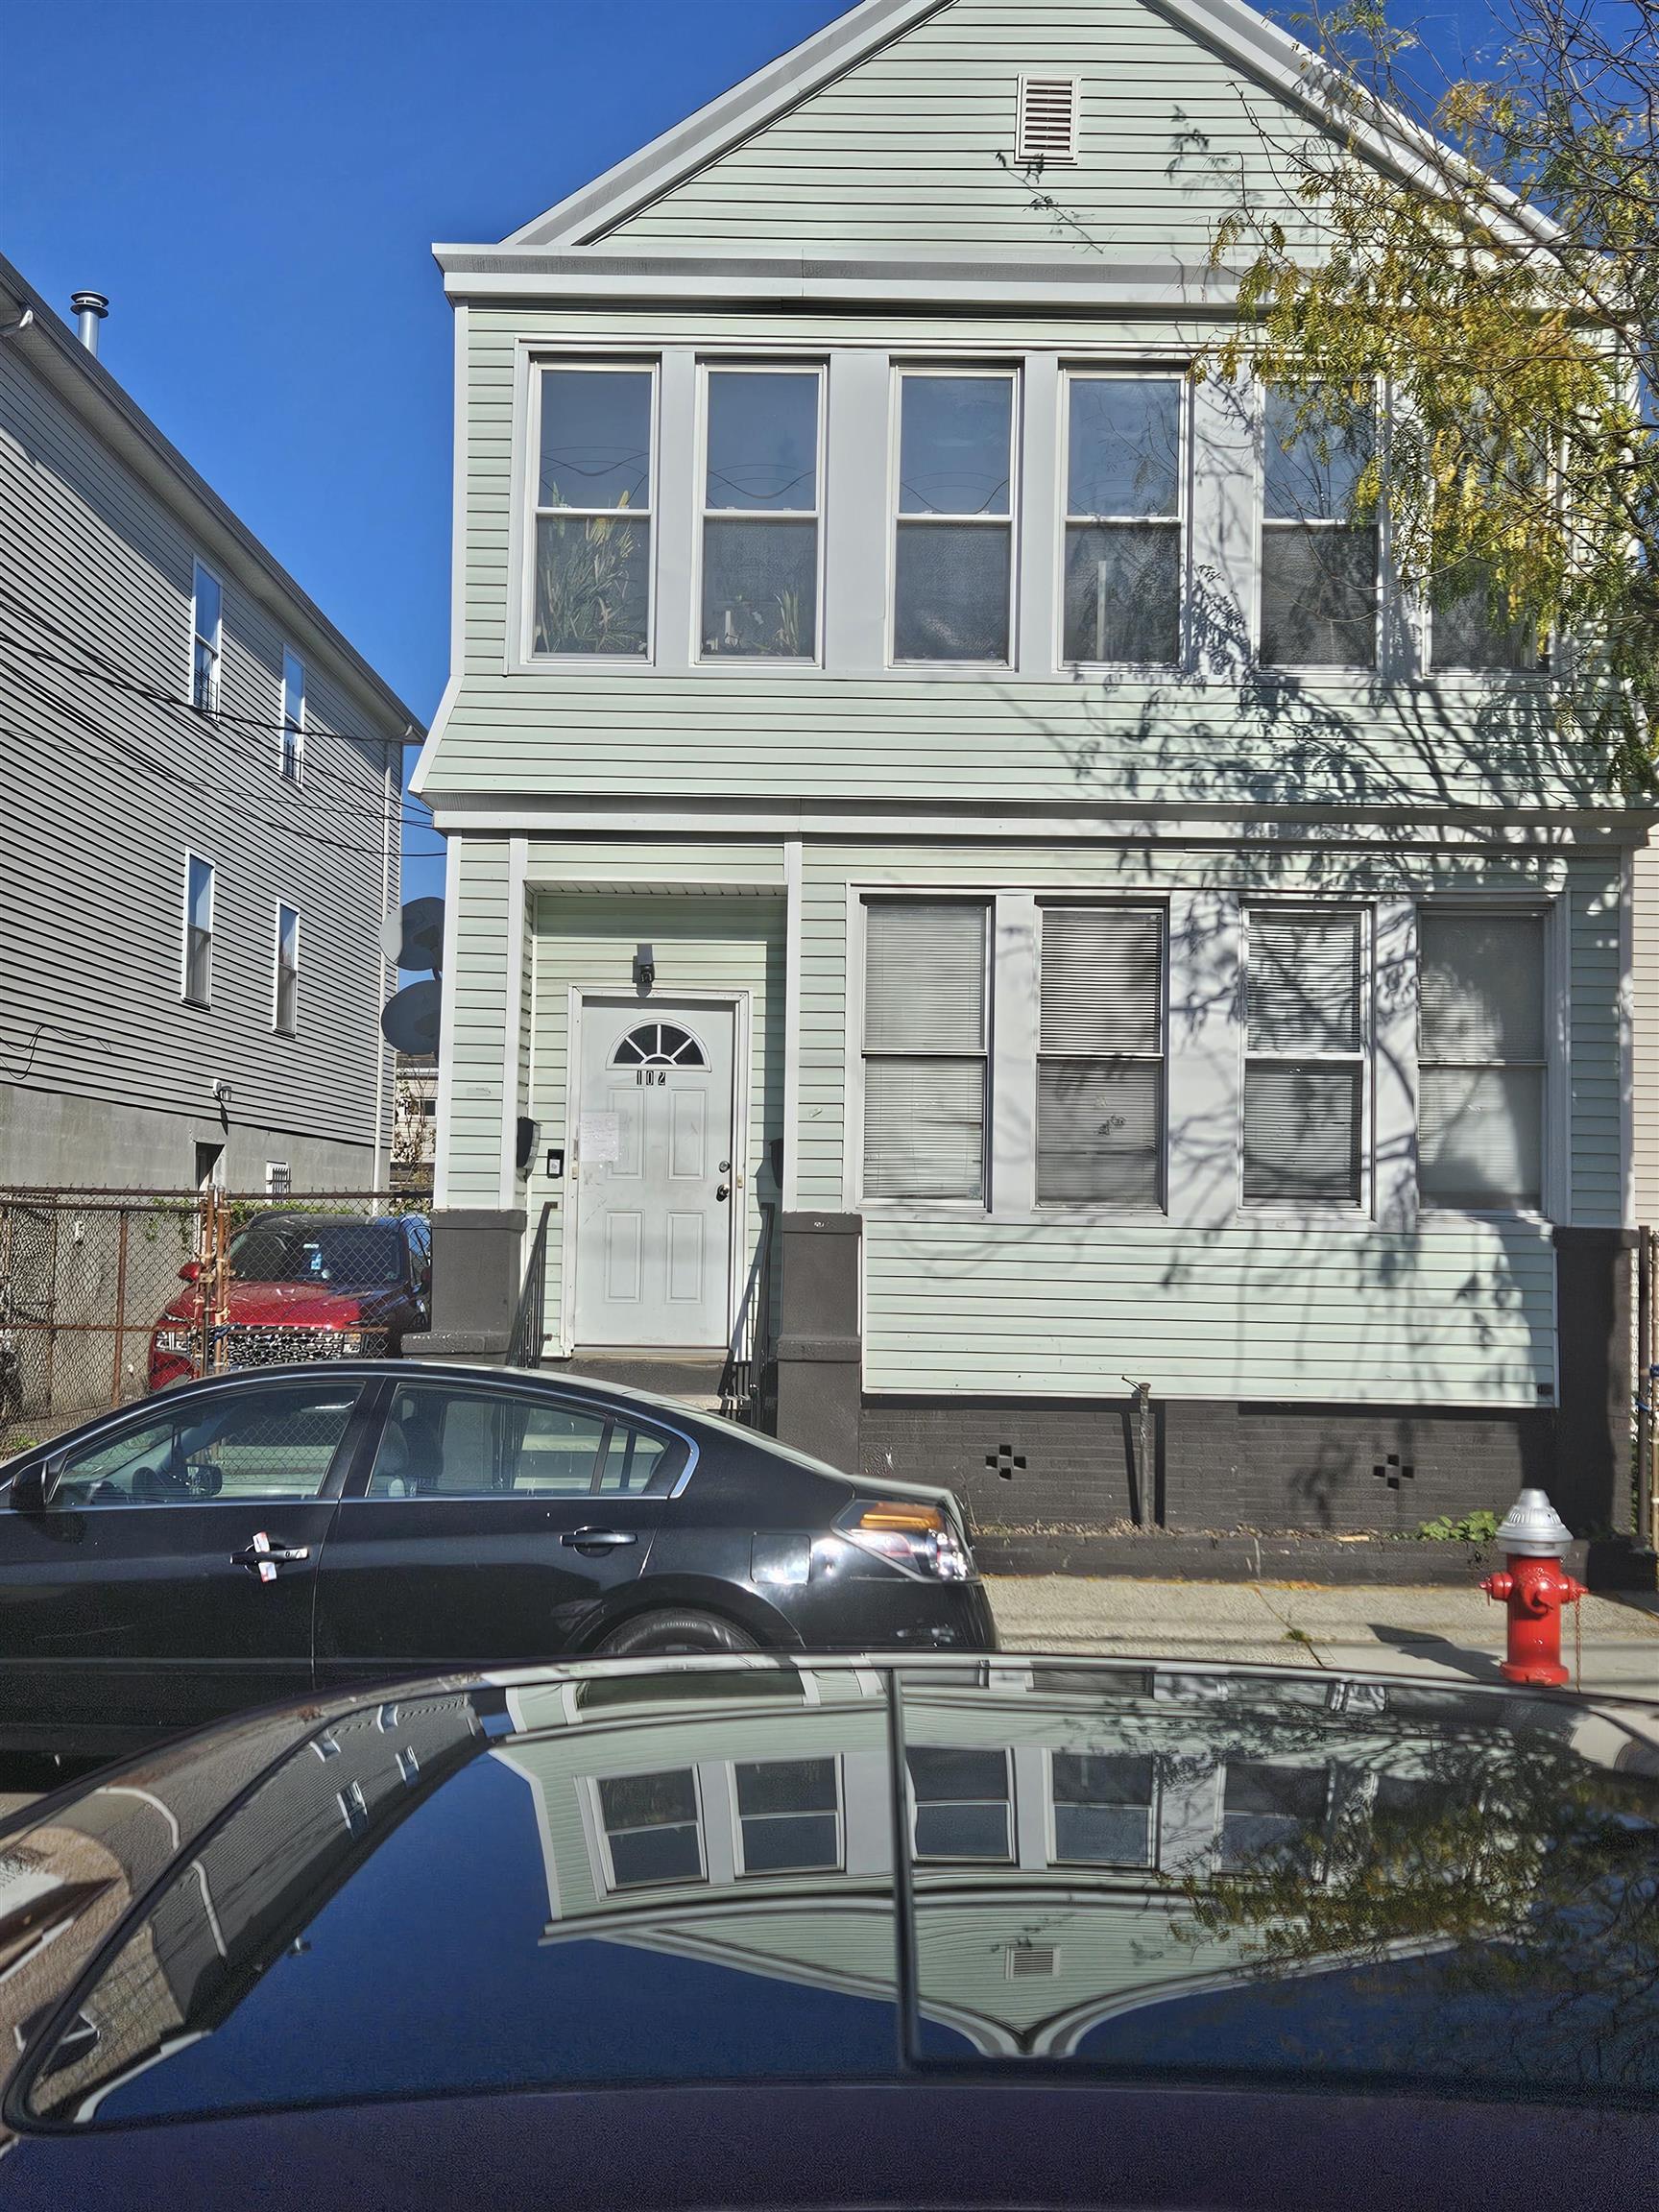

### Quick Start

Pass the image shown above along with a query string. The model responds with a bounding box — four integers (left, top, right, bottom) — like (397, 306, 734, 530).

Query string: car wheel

(594, 1608, 759, 1658)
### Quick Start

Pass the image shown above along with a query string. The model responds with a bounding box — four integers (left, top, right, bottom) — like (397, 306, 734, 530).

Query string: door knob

(716, 1184, 730, 1202)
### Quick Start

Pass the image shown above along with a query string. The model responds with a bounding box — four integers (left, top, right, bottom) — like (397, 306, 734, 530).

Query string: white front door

(573, 999, 737, 1349)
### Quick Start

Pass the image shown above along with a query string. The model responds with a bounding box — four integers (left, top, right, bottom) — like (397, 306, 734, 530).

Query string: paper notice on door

(579, 1112, 621, 1164)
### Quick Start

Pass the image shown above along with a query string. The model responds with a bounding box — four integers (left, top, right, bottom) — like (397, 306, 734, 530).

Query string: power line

(0, 646, 441, 839)
(0, 679, 445, 865)
(0, 577, 417, 746)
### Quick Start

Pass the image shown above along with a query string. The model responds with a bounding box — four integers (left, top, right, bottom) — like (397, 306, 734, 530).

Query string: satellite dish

(380, 978, 442, 1058)
(381, 896, 445, 974)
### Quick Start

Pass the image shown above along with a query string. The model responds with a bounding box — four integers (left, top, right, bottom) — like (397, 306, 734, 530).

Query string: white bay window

(1063, 374, 1183, 665)
(893, 371, 1016, 663)
(1417, 911, 1546, 1210)
(1243, 910, 1367, 1207)
(700, 367, 821, 661)
(532, 365, 653, 657)
(862, 901, 989, 1202)
(1037, 905, 1166, 1206)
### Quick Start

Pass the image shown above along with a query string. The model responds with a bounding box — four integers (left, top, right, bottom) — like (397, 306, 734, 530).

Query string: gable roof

(497, 0, 1554, 264)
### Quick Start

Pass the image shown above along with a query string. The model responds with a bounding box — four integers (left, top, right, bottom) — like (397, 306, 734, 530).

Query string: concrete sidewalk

(987, 1576, 1659, 1699)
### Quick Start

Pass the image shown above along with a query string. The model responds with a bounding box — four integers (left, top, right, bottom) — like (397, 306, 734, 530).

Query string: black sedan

(0, 1361, 995, 1757)
(0, 1654, 1653, 2207)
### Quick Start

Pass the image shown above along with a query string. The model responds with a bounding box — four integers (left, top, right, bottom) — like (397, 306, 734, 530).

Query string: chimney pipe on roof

(69, 291, 108, 355)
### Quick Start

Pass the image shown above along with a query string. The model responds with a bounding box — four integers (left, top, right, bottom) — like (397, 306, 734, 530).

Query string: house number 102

(636, 1070, 668, 1087)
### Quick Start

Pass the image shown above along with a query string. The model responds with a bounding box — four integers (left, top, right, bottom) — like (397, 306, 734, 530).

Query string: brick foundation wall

(859, 1396, 1562, 1535)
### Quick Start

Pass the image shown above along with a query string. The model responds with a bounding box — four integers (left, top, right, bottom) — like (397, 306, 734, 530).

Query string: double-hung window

(532, 364, 653, 657)
(893, 370, 1016, 663)
(1063, 374, 1183, 664)
(1417, 911, 1546, 1210)
(274, 902, 300, 1036)
(279, 649, 305, 781)
(1243, 909, 1367, 1208)
(1431, 563, 1540, 673)
(906, 1747, 1013, 1863)
(733, 1758, 842, 1874)
(597, 1770, 704, 1889)
(181, 853, 214, 1008)
(861, 901, 989, 1203)
(1051, 1751, 1157, 1868)
(700, 367, 821, 661)
(1260, 388, 1377, 668)
(190, 560, 222, 714)
(1038, 905, 1165, 1206)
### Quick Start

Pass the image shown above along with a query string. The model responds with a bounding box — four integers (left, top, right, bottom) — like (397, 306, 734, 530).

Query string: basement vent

(1015, 75, 1080, 165)
(1005, 1943, 1061, 1980)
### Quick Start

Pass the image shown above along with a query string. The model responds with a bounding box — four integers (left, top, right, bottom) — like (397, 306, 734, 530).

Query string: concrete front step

(554, 1351, 727, 1412)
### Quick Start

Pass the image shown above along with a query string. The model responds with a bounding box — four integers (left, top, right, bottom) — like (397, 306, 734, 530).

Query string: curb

(973, 1530, 1657, 1592)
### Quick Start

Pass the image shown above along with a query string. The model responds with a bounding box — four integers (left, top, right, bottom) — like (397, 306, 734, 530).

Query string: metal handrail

(506, 1201, 555, 1370)
(719, 1200, 778, 1427)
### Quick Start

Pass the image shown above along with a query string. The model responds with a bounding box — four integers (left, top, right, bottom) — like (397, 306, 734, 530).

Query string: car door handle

(561, 1528, 637, 1551)
(232, 1532, 311, 1581)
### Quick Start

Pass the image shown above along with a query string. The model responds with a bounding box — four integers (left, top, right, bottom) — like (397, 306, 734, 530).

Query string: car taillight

(837, 1499, 975, 1582)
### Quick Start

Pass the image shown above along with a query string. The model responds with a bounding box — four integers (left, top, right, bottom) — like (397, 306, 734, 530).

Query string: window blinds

(1244, 911, 1364, 1205)
(1038, 907, 1164, 1205)
(1418, 912, 1545, 1209)
(863, 902, 988, 1201)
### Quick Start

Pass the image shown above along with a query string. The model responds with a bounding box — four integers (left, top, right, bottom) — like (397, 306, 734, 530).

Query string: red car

(149, 1211, 431, 1389)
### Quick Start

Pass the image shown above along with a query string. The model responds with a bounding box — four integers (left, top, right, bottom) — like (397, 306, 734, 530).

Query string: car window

(596, 1426, 671, 1494)
(365, 1385, 598, 1499)
(228, 1218, 405, 1286)
(51, 1382, 362, 1509)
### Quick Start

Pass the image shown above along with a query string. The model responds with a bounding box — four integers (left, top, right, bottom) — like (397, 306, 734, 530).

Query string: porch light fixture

(634, 943, 656, 993)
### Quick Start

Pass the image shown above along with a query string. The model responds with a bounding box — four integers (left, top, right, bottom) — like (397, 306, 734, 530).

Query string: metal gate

(0, 1189, 425, 1455)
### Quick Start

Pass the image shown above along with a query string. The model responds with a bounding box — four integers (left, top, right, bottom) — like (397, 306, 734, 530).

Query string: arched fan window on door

(613, 1022, 708, 1069)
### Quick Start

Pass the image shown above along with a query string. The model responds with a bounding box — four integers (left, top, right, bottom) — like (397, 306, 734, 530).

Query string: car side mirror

(178, 1260, 202, 1284)
(9, 1451, 64, 1522)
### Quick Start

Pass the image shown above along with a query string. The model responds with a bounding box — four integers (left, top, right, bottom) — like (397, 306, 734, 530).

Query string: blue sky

(5, 0, 1516, 906)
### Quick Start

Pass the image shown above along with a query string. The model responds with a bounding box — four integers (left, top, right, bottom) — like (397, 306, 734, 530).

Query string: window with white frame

(596, 1769, 704, 1888)
(1063, 374, 1183, 664)
(181, 853, 214, 1008)
(280, 648, 305, 781)
(894, 370, 1016, 663)
(862, 901, 989, 1202)
(1038, 906, 1166, 1206)
(700, 367, 821, 661)
(1243, 909, 1367, 1207)
(190, 561, 223, 714)
(1417, 910, 1546, 1210)
(265, 1162, 292, 1198)
(1219, 1762, 1331, 1874)
(1051, 1751, 1157, 1867)
(274, 902, 300, 1036)
(532, 365, 653, 657)
(1260, 388, 1377, 668)
(733, 1758, 842, 1873)
(906, 1746, 1013, 1862)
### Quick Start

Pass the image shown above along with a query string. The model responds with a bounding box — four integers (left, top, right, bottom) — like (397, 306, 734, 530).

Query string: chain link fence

(0, 1190, 430, 1455)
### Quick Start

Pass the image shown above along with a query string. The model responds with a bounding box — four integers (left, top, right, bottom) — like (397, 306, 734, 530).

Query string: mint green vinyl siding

(526, 891, 783, 1351)
(600, 0, 1333, 259)
(862, 1216, 1554, 1403)
(1636, 841, 1659, 1225)
(445, 838, 515, 1204)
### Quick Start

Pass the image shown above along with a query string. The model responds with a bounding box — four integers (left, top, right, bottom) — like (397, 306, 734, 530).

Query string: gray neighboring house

(0, 255, 422, 1194)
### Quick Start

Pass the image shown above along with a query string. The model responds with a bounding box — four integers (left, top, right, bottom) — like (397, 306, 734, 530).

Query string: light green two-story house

(413, 0, 1652, 1536)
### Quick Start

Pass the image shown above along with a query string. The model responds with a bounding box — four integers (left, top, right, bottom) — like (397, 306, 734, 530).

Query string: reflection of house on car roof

(490, 1661, 1605, 2057)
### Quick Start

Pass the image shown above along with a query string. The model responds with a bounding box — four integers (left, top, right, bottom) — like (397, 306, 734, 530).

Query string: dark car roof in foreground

(0, 1652, 1656, 2201)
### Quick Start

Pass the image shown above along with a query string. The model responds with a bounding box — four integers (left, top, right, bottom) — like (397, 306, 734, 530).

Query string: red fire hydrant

(1479, 1487, 1587, 1687)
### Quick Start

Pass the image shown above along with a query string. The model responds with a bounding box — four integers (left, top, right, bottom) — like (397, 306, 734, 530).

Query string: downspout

(374, 743, 396, 1188)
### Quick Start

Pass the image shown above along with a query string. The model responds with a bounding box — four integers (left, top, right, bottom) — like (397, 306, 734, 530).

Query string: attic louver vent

(1016, 75, 1080, 165)
(1005, 1943, 1061, 1979)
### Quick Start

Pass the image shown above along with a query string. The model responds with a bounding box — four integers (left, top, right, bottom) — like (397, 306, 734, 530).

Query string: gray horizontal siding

(603, 0, 1334, 256)
(0, 341, 397, 1175)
